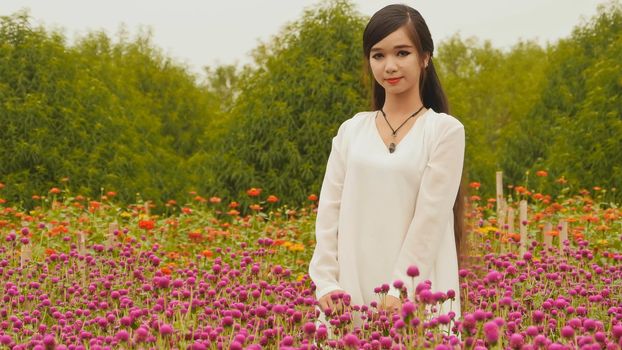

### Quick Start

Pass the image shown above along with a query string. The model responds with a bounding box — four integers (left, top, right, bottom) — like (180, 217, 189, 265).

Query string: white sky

(1, 0, 608, 76)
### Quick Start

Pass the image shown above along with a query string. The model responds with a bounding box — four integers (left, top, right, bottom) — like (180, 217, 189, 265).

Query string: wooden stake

(559, 220, 569, 250)
(519, 200, 528, 256)
(543, 222, 553, 249)
(20, 244, 31, 269)
(496, 171, 505, 221)
(507, 207, 515, 234)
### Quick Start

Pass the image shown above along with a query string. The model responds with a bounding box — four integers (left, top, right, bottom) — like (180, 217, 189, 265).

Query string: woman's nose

(384, 56, 398, 73)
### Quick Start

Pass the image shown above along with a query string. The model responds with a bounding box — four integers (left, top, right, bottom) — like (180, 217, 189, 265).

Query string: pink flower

(159, 323, 173, 336)
(483, 321, 499, 344)
(407, 265, 420, 277)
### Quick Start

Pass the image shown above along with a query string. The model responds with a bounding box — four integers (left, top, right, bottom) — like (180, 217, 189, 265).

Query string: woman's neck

(382, 91, 424, 118)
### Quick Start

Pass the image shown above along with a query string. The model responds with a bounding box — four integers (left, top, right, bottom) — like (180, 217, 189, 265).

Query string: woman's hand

(318, 290, 347, 314)
(381, 295, 402, 313)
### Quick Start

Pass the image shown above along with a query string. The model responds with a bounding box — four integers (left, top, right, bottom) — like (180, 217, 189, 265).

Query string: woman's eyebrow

(370, 44, 414, 52)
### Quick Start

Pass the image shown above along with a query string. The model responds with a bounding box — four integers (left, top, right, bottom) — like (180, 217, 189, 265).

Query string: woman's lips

(386, 77, 402, 84)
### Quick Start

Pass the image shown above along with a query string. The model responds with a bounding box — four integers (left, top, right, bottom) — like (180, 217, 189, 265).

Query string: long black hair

(362, 4, 467, 264)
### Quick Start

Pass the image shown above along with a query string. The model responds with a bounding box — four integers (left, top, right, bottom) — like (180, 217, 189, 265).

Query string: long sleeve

(389, 120, 465, 298)
(308, 123, 348, 300)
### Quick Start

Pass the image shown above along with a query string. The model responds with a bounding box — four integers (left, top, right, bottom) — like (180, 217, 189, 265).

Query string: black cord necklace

(380, 105, 425, 153)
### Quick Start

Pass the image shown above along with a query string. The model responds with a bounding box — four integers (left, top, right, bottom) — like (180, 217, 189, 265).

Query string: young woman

(309, 4, 465, 320)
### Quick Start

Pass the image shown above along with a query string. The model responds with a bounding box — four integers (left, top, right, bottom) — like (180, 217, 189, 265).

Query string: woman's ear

(422, 52, 431, 68)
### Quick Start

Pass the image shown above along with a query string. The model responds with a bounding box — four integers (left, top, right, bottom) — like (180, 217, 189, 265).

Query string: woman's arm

(308, 122, 348, 300)
(389, 119, 465, 298)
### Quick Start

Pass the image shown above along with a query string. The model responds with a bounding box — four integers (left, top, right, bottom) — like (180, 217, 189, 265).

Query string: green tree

(199, 0, 369, 205)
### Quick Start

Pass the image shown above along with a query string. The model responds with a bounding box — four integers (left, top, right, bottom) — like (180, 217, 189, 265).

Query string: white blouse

(308, 108, 464, 317)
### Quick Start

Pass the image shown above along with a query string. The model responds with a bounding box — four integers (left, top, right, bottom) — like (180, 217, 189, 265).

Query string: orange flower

(469, 195, 481, 201)
(593, 186, 602, 191)
(229, 201, 239, 209)
(533, 193, 544, 200)
(32, 195, 41, 200)
(308, 194, 318, 201)
(182, 207, 193, 215)
(227, 209, 240, 216)
(0, 183, 4, 189)
(194, 195, 207, 203)
(247, 188, 262, 197)
(249, 204, 263, 211)
(49, 187, 61, 194)
(209, 196, 222, 204)
(545, 230, 559, 237)
(536, 170, 548, 177)
(200, 249, 213, 258)
(166, 199, 177, 206)
(469, 182, 481, 189)
(266, 195, 279, 203)
(0, 198, 5, 204)
(556, 176, 568, 184)
(106, 191, 117, 197)
(160, 267, 172, 275)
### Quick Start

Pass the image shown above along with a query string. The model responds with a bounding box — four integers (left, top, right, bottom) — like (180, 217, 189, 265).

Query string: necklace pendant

(389, 142, 396, 153)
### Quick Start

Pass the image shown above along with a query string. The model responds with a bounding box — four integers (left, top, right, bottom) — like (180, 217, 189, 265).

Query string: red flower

(266, 195, 279, 203)
(536, 170, 548, 177)
(247, 188, 262, 197)
(49, 187, 61, 194)
(308, 194, 318, 201)
(138, 220, 155, 230)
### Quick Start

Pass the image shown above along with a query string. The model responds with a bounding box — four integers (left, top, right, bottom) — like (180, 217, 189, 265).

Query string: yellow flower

(120, 212, 132, 218)
(289, 243, 305, 252)
(476, 226, 497, 235)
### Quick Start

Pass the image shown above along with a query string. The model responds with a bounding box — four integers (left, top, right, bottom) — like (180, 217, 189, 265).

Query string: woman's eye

(371, 53, 383, 60)
(397, 50, 411, 57)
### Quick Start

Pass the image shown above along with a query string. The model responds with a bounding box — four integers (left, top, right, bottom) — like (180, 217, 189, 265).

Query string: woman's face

(368, 25, 428, 98)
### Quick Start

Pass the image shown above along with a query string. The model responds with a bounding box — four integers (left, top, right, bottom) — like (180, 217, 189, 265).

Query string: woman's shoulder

(335, 110, 376, 135)
(341, 110, 376, 127)
(426, 109, 464, 131)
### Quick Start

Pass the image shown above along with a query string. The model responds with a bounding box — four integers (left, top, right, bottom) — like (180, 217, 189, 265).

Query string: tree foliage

(501, 1, 622, 197)
(195, 0, 369, 205)
(1, 0, 621, 208)
(0, 12, 218, 206)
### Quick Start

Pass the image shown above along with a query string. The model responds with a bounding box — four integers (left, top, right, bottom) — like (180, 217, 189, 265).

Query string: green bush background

(1, 0, 621, 209)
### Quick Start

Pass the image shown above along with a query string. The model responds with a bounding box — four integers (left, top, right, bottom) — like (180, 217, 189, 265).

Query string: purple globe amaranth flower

(509, 333, 524, 349)
(302, 322, 316, 335)
(401, 301, 415, 318)
(343, 333, 360, 348)
(561, 326, 575, 338)
(407, 265, 420, 278)
(159, 323, 173, 336)
(114, 330, 130, 342)
(393, 280, 404, 289)
(483, 321, 499, 344)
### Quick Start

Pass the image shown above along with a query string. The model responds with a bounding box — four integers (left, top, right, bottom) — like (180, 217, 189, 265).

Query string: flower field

(0, 180, 621, 349)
